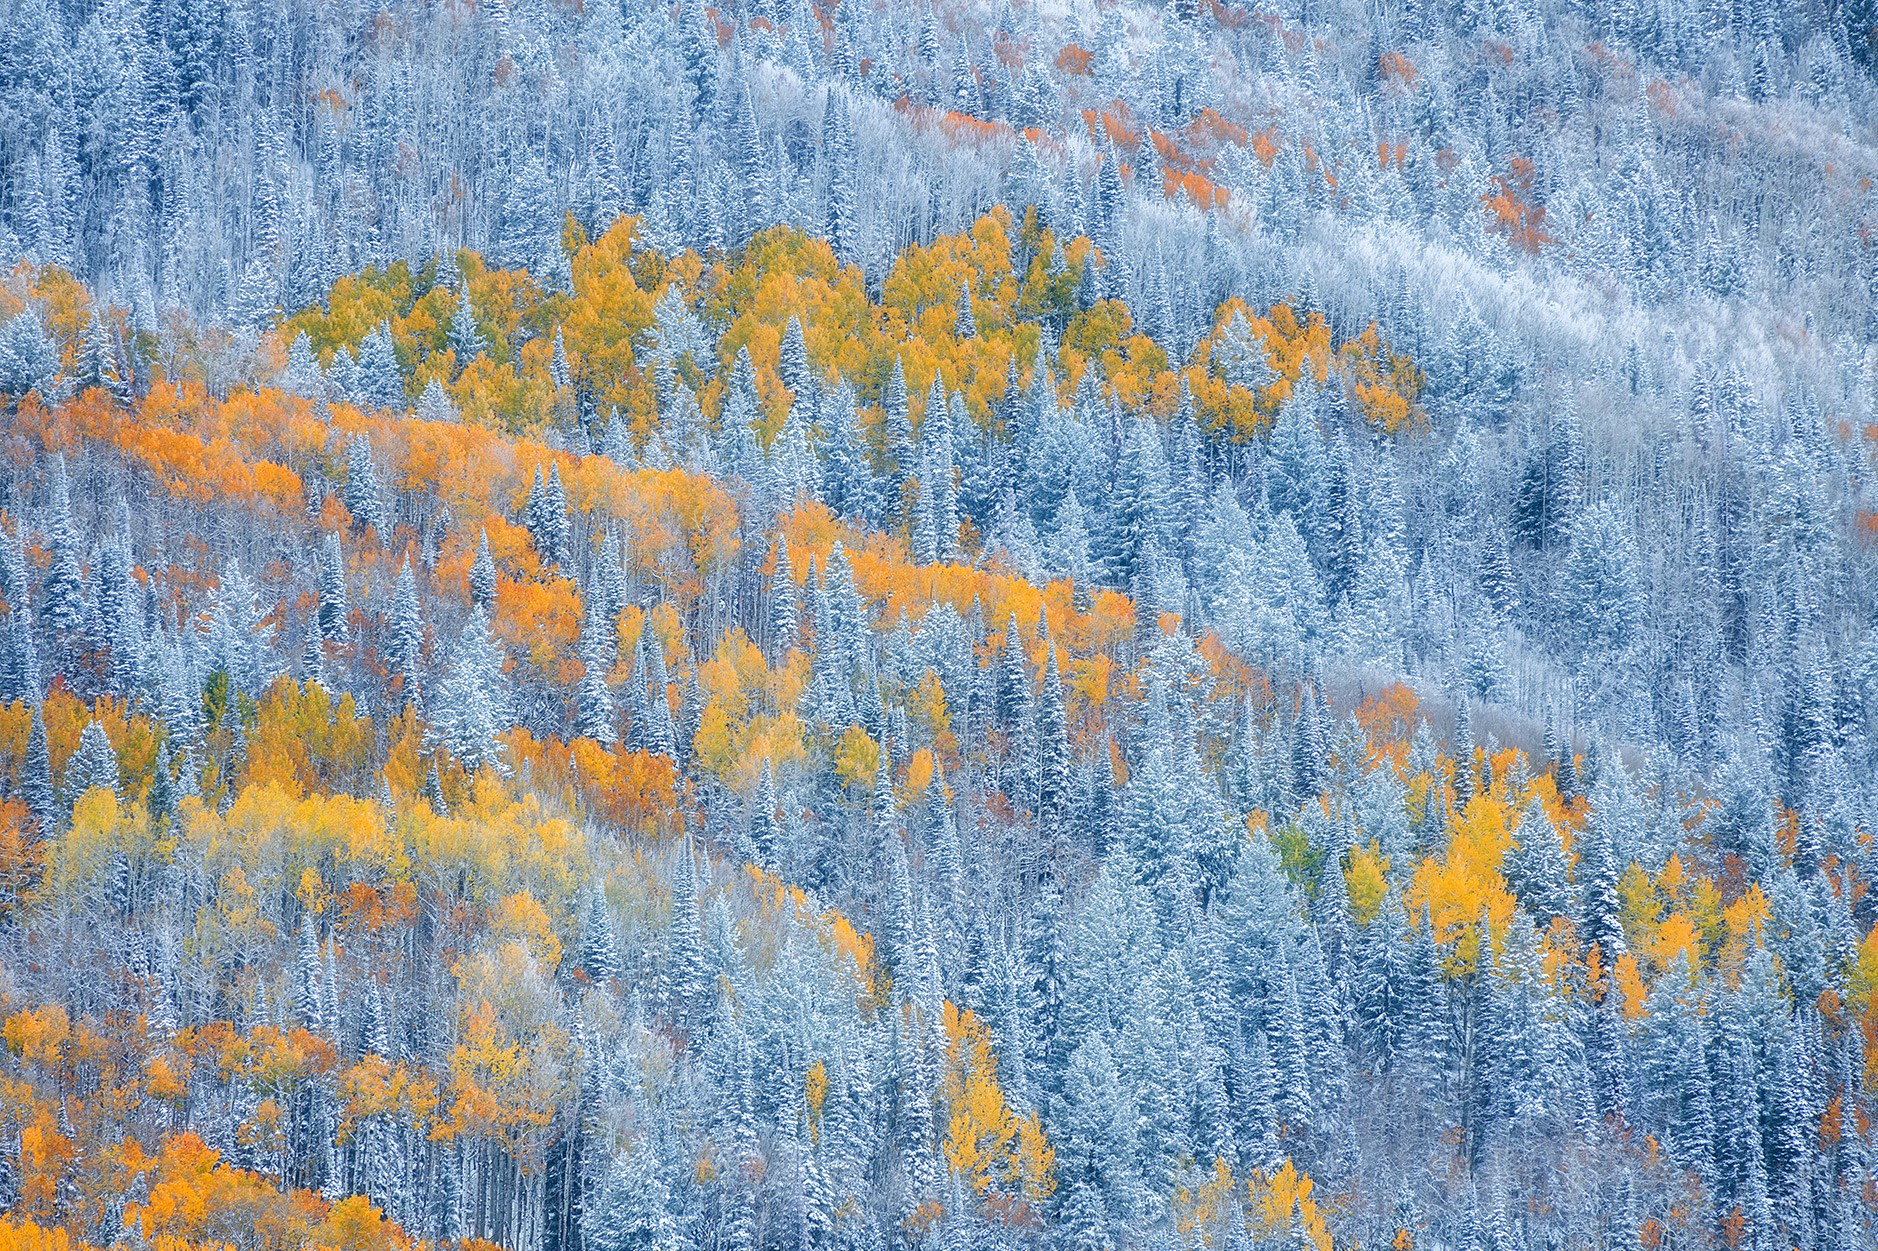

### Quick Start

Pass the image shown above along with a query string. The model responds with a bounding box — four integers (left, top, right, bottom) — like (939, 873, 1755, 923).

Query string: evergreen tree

(1089, 734, 1121, 858)
(954, 279, 976, 339)
(1265, 380, 1324, 522)
(884, 355, 914, 510)
(576, 591, 618, 745)
(1124, 740, 1197, 942)
(528, 463, 573, 570)
(22, 702, 55, 831)
(1508, 798, 1573, 925)
(64, 719, 120, 802)
(1453, 697, 1476, 813)
(448, 286, 486, 367)
(425, 608, 509, 776)
(587, 1142, 678, 1251)
(1102, 414, 1171, 588)
(318, 532, 350, 644)
(345, 433, 385, 537)
(387, 556, 425, 711)
(39, 454, 86, 646)
(1037, 642, 1072, 837)
(77, 307, 121, 399)
(1053, 1033, 1141, 1248)
(779, 315, 812, 401)
(582, 890, 620, 985)
(295, 916, 324, 1029)
(769, 535, 797, 654)
(1513, 405, 1583, 552)
(750, 757, 780, 866)
(355, 322, 405, 411)
(1578, 805, 1626, 962)
(470, 530, 498, 612)
(1291, 683, 1326, 804)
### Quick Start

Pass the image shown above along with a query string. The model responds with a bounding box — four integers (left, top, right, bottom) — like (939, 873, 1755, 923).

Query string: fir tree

(583, 890, 620, 985)
(588, 1142, 678, 1251)
(750, 758, 780, 867)
(1037, 642, 1072, 837)
(884, 355, 914, 510)
(22, 703, 56, 829)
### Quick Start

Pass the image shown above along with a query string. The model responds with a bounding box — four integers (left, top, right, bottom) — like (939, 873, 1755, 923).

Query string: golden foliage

(942, 1001, 1052, 1219)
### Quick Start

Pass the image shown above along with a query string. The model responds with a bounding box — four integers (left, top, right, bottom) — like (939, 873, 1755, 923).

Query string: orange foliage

(242, 678, 374, 797)
(1378, 50, 1419, 92)
(1354, 682, 1420, 762)
(1165, 169, 1229, 211)
(123, 1131, 416, 1251)
(1482, 157, 1556, 255)
(1055, 45, 1093, 75)
(1185, 299, 1331, 439)
(572, 741, 683, 836)
(1250, 128, 1281, 167)
(1185, 108, 1249, 152)
(1083, 106, 1139, 152)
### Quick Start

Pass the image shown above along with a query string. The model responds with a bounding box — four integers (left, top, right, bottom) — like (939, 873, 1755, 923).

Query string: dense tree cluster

(1, 0, 1877, 1248)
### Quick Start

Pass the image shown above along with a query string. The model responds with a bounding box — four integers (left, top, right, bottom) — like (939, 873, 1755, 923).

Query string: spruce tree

(425, 608, 509, 777)
(1453, 697, 1475, 813)
(1053, 1033, 1141, 1247)
(750, 758, 780, 867)
(447, 286, 486, 367)
(582, 890, 620, 985)
(576, 592, 618, 745)
(387, 556, 425, 711)
(345, 433, 385, 535)
(668, 839, 704, 1021)
(588, 1142, 678, 1251)
(318, 532, 350, 644)
(1037, 642, 1072, 837)
(769, 535, 797, 654)
(64, 720, 120, 802)
(470, 530, 498, 611)
(39, 454, 86, 646)
(1291, 683, 1326, 805)
(884, 355, 914, 511)
(356, 322, 404, 411)
(295, 916, 324, 1029)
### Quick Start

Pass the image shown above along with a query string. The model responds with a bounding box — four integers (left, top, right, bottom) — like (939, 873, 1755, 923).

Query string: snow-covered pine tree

(64, 719, 120, 802)
(576, 591, 619, 745)
(345, 433, 385, 536)
(318, 532, 350, 644)
(387, 556, 425, 711)
(425, 608, 509, 777)
(470, 530, 498, 612)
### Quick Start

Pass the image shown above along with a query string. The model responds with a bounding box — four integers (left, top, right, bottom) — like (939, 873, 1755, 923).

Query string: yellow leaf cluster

(941, 1001, 1052, 1214)
(1406, 790, 1519, 977)
(1247, 1157, 1332, 1251)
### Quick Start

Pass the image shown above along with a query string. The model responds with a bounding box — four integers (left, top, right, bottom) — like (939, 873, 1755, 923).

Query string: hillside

(0, 0, 1876, 1249)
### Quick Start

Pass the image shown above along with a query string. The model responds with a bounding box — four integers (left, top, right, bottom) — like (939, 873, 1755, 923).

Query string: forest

(0, 0, 1875, 1247)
